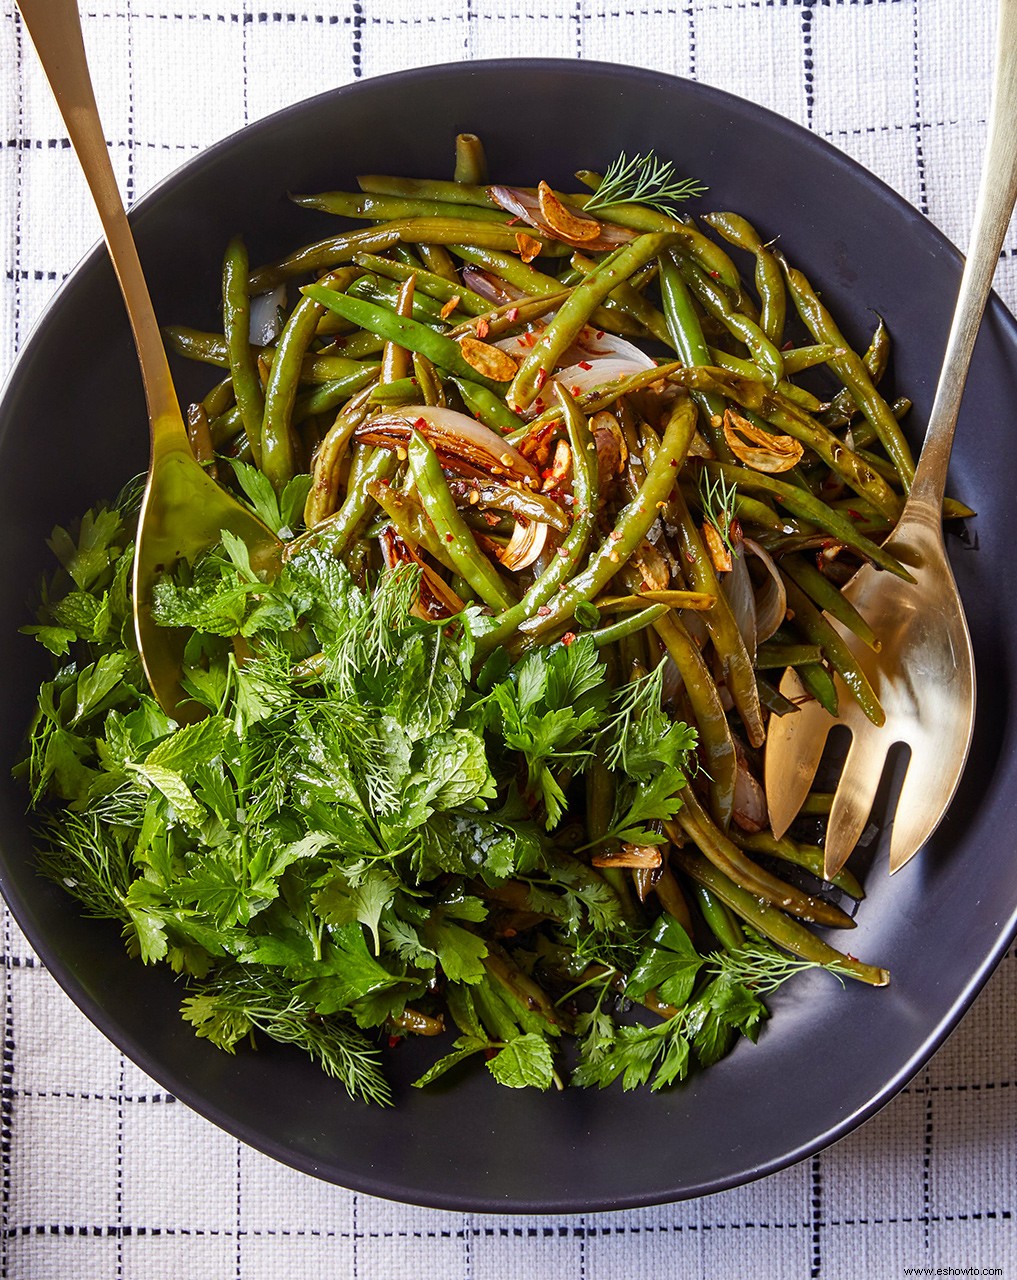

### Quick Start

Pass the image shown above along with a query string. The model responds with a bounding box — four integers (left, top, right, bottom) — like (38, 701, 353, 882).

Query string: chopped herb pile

(19, 488, 862, 1104)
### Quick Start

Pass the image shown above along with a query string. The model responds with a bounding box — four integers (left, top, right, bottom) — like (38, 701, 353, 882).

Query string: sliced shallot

(488, 183, 636, 251)
(355, 406, 539, 486)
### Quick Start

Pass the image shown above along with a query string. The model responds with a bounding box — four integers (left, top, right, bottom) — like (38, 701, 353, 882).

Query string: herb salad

(19, 138, 908, 1105)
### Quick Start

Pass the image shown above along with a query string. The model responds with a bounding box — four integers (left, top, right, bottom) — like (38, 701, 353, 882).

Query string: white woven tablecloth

(2, 2, 1015, 1278)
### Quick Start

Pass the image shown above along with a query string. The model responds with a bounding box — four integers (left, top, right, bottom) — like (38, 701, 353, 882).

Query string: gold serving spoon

(17, 0, 280, 722)
(765, 0, 1017, 880)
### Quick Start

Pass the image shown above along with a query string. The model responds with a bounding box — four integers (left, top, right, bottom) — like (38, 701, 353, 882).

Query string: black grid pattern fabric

(1, 2, 1015, 1278)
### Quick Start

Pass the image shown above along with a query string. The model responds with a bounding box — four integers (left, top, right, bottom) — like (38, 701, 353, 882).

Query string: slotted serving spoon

(765, 0, 1017, 881)
(17, 0, 280, 722)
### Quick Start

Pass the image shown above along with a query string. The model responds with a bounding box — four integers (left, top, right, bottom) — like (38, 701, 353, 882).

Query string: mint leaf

(487, 1033, 555, 1089)
(625, 916, 703, 1009)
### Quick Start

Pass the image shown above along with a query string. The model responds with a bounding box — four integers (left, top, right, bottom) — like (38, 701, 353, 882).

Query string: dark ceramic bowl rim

(2, 58, 1015, 1213)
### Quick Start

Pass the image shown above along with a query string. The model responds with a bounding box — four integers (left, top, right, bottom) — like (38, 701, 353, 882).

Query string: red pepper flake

(847, 508, 862, 521)
(506, 307, 520, 322)
(557, 547, 570, 559)
(414, 416, 428, 430)
(502, 927, 518, 939)
(506, 215, 521, 226)
(669, 458, 679, 467)
(445, 533, 455, 542)
(596, 330, 605, 339)
(476, 317, 491, 339)
(562, 631, 577, 646)
(537, 605, 552, 617)
(781, 340, 794, 351)
(609, 529, 623, 541)
(410, 377, 419, 384)
(387, 1036, 401, 1048)
(523, 331, 537, 347)
(578, 360, 593, 370)
(570, 384, 581, 396)
(535, 368, 548, 390)
(709, 270, 720, 279)
(380, 477, 391, 487)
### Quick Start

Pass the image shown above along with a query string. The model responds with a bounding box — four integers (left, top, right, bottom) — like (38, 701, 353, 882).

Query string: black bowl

(2, 60, 1016, 1213)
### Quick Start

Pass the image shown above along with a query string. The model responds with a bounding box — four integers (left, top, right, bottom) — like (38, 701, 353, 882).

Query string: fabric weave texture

(0, 2, 1014, 1278)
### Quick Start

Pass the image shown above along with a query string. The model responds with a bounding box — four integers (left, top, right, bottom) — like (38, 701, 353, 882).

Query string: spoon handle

(907, 0, 1017, 519)
(15, 0, 187, 456)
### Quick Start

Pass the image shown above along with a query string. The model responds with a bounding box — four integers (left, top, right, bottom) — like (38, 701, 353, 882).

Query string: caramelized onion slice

(355, 406, 539, 486)
(723, 408, 804, 473)
(488, 183, 636, 250)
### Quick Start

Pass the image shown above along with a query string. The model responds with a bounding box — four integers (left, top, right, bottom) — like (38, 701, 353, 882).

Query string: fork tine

(765, 669, 835, 841)
(824, 730, 888, 881)
(888, 732, 971, 874)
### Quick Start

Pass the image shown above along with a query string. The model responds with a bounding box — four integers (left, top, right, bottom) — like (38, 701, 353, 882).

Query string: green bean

(690, 882, 744, 951)
(448, 246, 639, 335)
(454, 133, 488, 185)
(701, 460, 913, 580)
(353, 252, 491, 315)
(781, 343, 844, 375)
(303, 284, 510, 394)
(411, 352, 445, 407)
(418, 242, 459, 283)
(670, 365, 904, 522)
(507, 362, 686, 447)
(358, 174, 496, 206)
(777, 252, 916, 486)
(447, 477, 569, 533)
(670, 790, 854, 928)
(587, 604, 669, 647)
(755, 641, 824, 669)
(781, 575, 884, 726)
(678, 257, 785, 387)
(476, 385, 600, 653)
(261, 281, 339, 492)
(370, 377, 424, 405)
(349, 273, 448, 326)
(451, 377, 527, 435)
(826, 316, 891, 427)
(222, 236, 266, 468)
(200, 374, 235, 420)
(569, 251, 674, 346)
(672, 848, 888, 986)
(593, 590, 716, 613)
(707, 347, 826, 412)
(652, 611, 737, 830)
(519, 395, 698, 641)
(303, 384, 375, 527)
(509, 234, 675, 409)
(668, 487, 766, 748)
(165, 326, 381, 387)
(702, 211, 786, 346)
(365, 480, 458, 573)
(755, 674, 801, 717)
(571, 172, 743, 293)
(290, 190, 509, 224)
(406, 433, 516, 610)
(780, 553, 879, 650)
(657, 249, 732, 459)
(380, 275, 416, 387)
(801, 791, 834, 815)
(733, 830, 864, 899)
(249, 219, 567, 292)
(303, 445, 396, 557)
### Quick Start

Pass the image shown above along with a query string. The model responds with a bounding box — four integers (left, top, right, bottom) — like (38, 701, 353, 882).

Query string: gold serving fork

(16, 0, 281, 723)
(765, 0, 1017, 881)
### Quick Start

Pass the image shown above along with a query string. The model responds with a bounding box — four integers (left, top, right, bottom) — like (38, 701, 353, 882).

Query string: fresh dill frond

(708, 939, 851, 994)
(602, 662, 667, 775)
(584, 151, 708, 216)
(34, 810, 133, 921)
(699, 468, 739, 555)
(181, 966, 392, 1106)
